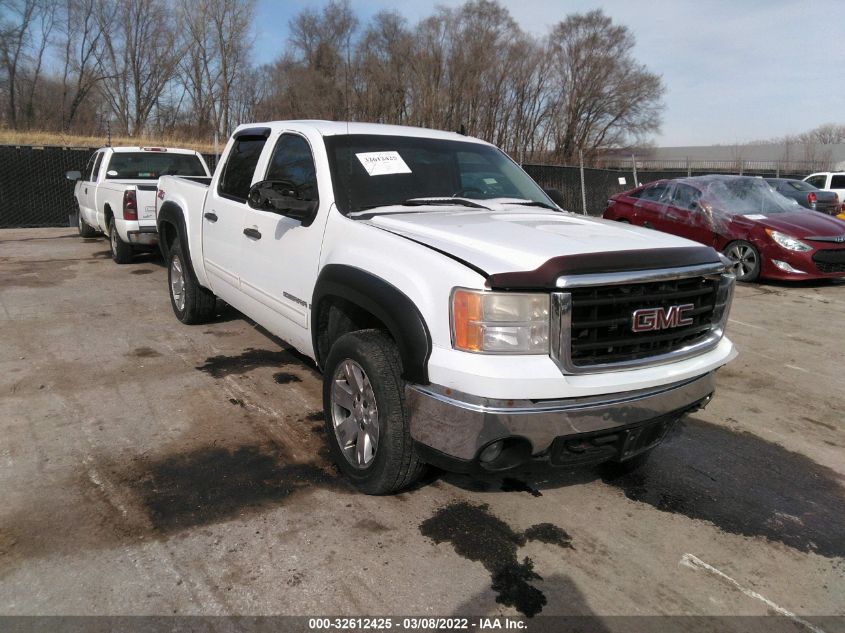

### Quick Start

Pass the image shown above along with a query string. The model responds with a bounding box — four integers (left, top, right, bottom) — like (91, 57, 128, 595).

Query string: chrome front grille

(550, 266, 734, 374)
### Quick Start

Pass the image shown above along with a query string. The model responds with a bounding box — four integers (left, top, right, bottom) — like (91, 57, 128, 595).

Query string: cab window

(265, 134, 318, 201)
(88, 152, 103, 181)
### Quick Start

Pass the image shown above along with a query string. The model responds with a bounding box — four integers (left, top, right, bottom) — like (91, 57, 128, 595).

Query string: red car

(603, 175, 845, 282)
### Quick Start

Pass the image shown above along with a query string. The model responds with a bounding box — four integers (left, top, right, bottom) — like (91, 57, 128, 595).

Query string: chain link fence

(0, 144, 816, 228)
(0, 145, 219, 228)
(524, 163, 812, 216)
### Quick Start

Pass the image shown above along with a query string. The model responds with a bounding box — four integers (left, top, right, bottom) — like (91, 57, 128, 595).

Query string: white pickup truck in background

(65, 146, 210, 263)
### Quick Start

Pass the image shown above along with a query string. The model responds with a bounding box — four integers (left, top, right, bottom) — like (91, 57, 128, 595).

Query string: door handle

(204, 212, 218, 222)
(243, 227, 261, 240)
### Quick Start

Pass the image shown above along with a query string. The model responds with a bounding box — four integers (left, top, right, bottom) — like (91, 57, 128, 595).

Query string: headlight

(451, 288, 549, 354)
(765, 229, 811, 252)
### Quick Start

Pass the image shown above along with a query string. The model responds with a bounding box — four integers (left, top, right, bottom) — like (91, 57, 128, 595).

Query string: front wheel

(109, 220, 134, 264)
(723, 240, 761, 282)
(167, 241, 216, 324)
(322, 329, 424, 494)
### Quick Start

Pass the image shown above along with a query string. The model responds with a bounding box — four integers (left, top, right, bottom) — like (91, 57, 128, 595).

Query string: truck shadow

(440, 416, 845, 559)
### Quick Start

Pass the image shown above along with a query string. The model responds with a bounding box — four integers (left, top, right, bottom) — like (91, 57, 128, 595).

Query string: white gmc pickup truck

(66, 146, 210, 263)
(156, 121, 737, 494)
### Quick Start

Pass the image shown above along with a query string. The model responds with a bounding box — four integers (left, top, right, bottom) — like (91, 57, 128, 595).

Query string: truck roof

(98, 146, 202, 155)
(235, 120, 490, 144)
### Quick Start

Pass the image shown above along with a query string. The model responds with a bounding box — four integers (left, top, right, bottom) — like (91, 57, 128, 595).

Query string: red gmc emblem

(631, 304, 695, 333)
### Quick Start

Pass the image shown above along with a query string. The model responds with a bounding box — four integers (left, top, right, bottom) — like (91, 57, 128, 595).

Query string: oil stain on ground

(0, 260, 77, 288)
(134, 445, 340, 534)
(195, 348, 295, 378)
(601, 417, 845, 558)
(130, 269, 154, 275)
(273, 372, 302, 384)
(129, 347, 161, 358)
(420, 501, 572, 617)
(500, 478, 542, 497)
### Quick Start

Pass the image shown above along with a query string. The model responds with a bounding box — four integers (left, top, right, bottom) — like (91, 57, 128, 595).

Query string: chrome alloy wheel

(726, 243, 758, 280)
(330, 359, 380, 469)
(170, 254, 186, 312)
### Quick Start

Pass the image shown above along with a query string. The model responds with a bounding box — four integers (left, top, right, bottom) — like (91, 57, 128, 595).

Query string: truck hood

(361, 204, 712, 277)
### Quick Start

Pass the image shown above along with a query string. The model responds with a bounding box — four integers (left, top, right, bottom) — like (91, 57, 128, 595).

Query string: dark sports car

(765, 178, 840, 215)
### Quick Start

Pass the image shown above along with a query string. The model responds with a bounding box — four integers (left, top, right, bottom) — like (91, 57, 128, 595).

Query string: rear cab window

(105, 151, 206, 180)
(218, 136, 269, 201)
(830, 175, 845, 189)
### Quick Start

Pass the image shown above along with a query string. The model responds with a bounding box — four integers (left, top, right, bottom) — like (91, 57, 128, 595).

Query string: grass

(0, 129, 216, 153)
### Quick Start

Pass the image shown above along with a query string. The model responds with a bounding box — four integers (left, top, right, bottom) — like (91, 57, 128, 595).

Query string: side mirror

(65, 170, 82, 182)
(247, 180, 318, 226)
(544, 188, 566, 208)
(689, 201, 700, 211)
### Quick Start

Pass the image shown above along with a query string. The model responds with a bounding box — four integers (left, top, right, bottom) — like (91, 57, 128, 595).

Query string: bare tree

(546, 10, 664, 164)
(0, 0, 53, 128)
(57, 0, 106, 130)
(352, 11, 412, 123)
(177, 0, 254, 138)
(281, 0, 358, 119)
(96, 0, 181, 135)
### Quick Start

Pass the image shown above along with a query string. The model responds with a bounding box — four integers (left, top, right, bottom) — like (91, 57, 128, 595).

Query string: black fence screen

(0, 145, 811, 228)
(0, 145, 218, 229)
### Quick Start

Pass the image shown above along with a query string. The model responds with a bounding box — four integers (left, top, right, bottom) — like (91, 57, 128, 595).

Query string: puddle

(601, 418, 845, 558)
(203, 330, 240, 338)
(195, 348, 295, 378)
(135, 445, 340, 533)
(130, 269, 154, 275)
(420, 501, 573, 617)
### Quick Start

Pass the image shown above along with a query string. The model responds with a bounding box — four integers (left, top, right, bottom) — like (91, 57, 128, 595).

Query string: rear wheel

(168, 241, 216, 324)
(723, 240, 761, 282)
(109, 220, 134, 264)
(322, 329, 424, 494)
(77, 208, 98, 238)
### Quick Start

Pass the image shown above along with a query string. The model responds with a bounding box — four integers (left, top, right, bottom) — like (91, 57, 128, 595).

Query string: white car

(66, 146, 210, 263)
(803, 172, 845, 216)
(155, 120, 737, 494)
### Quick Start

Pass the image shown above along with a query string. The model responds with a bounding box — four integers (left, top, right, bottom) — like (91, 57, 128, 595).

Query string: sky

(252, 0, 843, 147)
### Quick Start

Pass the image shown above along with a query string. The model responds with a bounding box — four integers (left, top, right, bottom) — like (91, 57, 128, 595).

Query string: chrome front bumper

(406, 372, 715, 464)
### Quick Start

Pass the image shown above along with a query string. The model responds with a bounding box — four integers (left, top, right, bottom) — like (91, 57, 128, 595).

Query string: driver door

(238, 132, 323, 346)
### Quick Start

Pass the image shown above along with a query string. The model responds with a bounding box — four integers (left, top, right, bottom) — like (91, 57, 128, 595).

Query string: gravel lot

(0, 228, 843, 625)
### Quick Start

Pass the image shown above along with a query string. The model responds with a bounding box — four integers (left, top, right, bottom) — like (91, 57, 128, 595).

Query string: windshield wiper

(402, 197, 490, 209)
(513, 200, 560, 211)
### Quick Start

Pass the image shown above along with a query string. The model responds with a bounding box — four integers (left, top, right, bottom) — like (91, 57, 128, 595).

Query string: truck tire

(167, 240, 216, 324)
(77, 209, 98, 238)
(322, 329, 425, 494)
(109, 220, 134, 264)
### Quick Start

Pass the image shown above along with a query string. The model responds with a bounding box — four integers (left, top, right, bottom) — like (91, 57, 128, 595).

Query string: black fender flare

(156, 201, 205, 287)
(312, 264, 432, 384)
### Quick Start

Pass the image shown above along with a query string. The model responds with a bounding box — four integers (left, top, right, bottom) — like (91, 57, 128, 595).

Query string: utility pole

(579, 150, 587, 215)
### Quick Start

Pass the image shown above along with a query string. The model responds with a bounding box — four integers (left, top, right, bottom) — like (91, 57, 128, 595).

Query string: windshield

(697, 177, 804, 216)
(324, 134, 553, 213)
(105, 152, 206, 180)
